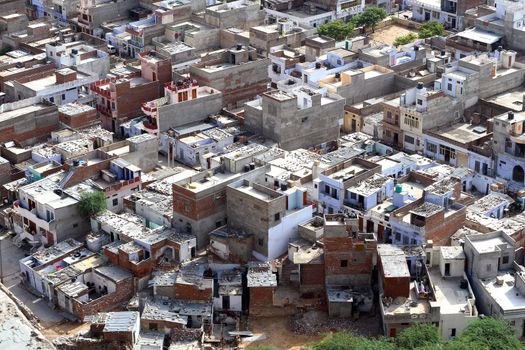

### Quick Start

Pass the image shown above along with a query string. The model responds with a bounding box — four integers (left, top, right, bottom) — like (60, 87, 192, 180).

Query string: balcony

(14, 201, 55, 232)
(96, 105, 113, 117)
(510, 132, 525, 145)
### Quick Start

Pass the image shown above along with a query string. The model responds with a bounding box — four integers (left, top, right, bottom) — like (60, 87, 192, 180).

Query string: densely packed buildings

(0, 0, 525, 348)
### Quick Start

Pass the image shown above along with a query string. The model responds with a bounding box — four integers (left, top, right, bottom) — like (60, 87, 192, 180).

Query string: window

(112, 198, 118, 206)
(403, 236, 409, 245)
(447, 83, 453, 91)
(426, 143, 437, 153)
(324, 184, 330, 194)
(274, 213, 280, 222)
(502, 255, 509, 264)
(417, 99, 423, 105)
(73, 223, 78, 228)
(302, 117, 308, 123)
(350, 192, 356, 199)
(386, 111, 392, 119)
(395, 232, 401, 241)
(385, 130, 391, 137)
(404, 115, 419, 128)
(49, 97, 54, 103)
(340, 260, 348, 267)
(258, 238, 264, 246)
(405, 135, 415, 144)
(450, 328, 456, 338)
(331, 188, 338, 200)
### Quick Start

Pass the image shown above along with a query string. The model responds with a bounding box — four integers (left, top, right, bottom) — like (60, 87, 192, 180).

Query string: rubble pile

(170, 327, 202, 342)
(291, 311, 379, 336)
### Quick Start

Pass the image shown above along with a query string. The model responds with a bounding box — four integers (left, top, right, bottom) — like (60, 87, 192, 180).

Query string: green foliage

(450, 318, 524, 350)
(317, 20, 355, 41)
(308, 332, 395, 350)
(395, 324, 441, 349)
(303, 318, 524, 350)
(78, 191, 107, 218)
(418, 21, 446, 39)
(393, 33, 417, 47)
(351, 7, 388, 32)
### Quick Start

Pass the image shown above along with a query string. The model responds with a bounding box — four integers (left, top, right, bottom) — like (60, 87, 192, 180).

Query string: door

(445, 263, 450, 276)
(513, 165, 525, 184)
(366, 220, 374, 233)
(222, 295, 230, 310)
(425, 12, 431, 20)
(377, 224, 384, 241)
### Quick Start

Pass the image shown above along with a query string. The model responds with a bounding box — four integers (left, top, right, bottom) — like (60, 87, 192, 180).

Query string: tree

(451, 318, 525, 350)
(393, 33, 417, 47)
(317, 20, 354, 41)
(395, 324, 441, 349)
(309, 331, 395, 350)
(419, 21, 446, 39)
(78, 191, 107, 218)
(352, 7, 388, 32)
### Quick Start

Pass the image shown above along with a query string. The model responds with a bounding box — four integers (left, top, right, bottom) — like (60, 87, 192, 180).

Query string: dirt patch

(370, 24, 419, 46)
(42, 321, 91, 341)
(0, 287, 55, 350)
(242, 315, 323, 350)
(291, 310, 382, 337)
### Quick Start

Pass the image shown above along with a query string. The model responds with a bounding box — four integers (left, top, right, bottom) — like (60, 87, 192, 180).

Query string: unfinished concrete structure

(141, 77, 223, 133)
(492, 111, 525, 188)
(0, 97, 59, 145)
(189, 45, 270, 109)
(90, 52, 171, 133)
(244, 85, 344, 151)
(226, 179, 312, 261)
(323, 214, 376, 317)
(172, 165, 267, 249)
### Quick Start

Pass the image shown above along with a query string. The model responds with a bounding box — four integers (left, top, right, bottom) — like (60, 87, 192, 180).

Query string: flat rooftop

(232, 182, 281, 201)
(429, 122, 489, 144)
(0, 104, 52, 125)
(428, 267, 472, 314)
(58, 103, 95, 116)
(470, 234, 514, 254)
(468, 193, 513, 214)
(480, 271, 525, 312)
(382, 283, 430, 316)
(409, 202, 443, 217)
(327, 163, 366, 181)
(484, 86, 525, 111)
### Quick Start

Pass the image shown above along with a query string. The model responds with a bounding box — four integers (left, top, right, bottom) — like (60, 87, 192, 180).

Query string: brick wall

(62, 157, 115, 188)
(72, 277, 134, 319)
(300, 263, 325, 286)
(324, 235, 377, 287)
(383, 276, 410, 299)
(249, 286, 274, 315)
(59, 109, 98, 129)
(426, 207, 466, 246)
(175, 282, 212, 301)
(172, 186, 227, 221)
